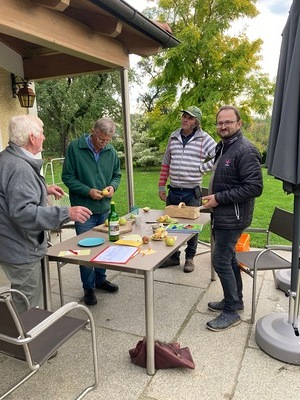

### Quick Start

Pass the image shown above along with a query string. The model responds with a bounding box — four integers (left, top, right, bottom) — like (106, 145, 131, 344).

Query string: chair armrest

(245, 228, 268, 234)
(26, 302, 86, 338)
(265, 245, 293, 251)
(253, 246, 292, 268)
(0, 286, 12, 295)
(0, 287, 31, 309)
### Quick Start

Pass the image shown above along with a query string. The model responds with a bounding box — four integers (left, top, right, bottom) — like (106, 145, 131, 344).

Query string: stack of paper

(114, 234, 143, 247)
(91, 245, 139, 264)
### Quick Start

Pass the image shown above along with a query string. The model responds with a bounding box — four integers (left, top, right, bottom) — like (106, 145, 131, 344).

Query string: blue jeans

(167, 188, 200, 260)
(212, 227, 244, 314)
(75, 213, 109, 290)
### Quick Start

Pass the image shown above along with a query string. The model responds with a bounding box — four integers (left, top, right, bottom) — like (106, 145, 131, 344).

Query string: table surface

(45, 208, 211, 376)
(46, 209, 211, 274)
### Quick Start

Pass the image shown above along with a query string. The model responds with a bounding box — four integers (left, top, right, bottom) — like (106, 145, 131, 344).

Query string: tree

(35, 73, 123, 156)
(137, 0, 275, 147)
(245, 116, 271, 163)
(114, 112, 163, 168)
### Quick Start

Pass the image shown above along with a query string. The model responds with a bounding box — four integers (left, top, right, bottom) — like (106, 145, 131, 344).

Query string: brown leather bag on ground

(129, 337, 195, 369)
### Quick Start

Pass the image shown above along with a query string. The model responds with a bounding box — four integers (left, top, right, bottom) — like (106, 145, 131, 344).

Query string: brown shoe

(184, 259, 194, 273)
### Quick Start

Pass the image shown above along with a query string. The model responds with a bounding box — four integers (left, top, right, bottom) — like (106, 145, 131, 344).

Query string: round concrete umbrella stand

(275, 270, 291, 293)
(255, 313, 300, 364)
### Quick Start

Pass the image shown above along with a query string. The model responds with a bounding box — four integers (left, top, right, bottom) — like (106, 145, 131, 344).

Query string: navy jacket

(211, 130, 263, 230)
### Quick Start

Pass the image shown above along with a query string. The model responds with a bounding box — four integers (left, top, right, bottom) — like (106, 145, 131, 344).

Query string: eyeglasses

(96, 137, 111, 143)
(216, 120, 238, 128)
(94, 133, 111, 143)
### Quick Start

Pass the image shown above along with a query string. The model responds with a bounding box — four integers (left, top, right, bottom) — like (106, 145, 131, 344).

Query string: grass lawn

(45, 164, 294, 248)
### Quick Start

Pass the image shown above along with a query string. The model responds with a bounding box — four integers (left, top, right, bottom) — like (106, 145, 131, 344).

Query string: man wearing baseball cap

(180, 106, 202, 121)
(158, 105, 216, 272)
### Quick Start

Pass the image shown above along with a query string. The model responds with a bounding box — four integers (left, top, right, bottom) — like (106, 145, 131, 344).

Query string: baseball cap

(181, 106, 202, 121)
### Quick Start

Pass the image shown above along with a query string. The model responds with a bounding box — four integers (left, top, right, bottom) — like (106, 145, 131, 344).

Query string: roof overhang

(0, 0, 180, 80)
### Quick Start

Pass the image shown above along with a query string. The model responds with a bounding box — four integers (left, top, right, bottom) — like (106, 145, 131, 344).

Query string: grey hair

(194, 120, 200, 129)
(93, 117, 116, 136)
(9, 115, 43, 147)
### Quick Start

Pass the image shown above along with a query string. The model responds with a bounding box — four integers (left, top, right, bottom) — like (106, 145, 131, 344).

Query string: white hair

(8, 115, 44, 147)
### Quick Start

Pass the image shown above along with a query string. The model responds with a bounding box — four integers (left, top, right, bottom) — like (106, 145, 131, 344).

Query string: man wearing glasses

(158, 106, 216, 272)
(62, 117, 121, 306)
(202, 105, 263, 331)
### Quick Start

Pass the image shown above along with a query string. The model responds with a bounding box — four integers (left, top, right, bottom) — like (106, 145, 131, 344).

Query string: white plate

(151, 236, 164, 241)
(78, 237, 105, 247)
(156, 219, 178, 225)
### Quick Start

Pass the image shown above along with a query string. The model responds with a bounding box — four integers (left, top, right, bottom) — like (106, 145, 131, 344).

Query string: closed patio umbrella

(256, 0, 300, 363)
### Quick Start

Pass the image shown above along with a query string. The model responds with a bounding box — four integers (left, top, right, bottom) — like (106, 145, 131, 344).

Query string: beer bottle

(108, 201, 120, 242)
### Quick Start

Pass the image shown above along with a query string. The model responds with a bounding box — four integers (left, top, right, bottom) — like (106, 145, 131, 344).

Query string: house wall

(0, 67, 42, 171)
(0, 67, 33, 151)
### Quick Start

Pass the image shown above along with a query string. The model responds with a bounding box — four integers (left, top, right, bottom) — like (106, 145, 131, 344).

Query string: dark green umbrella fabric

(267, 0, 300, 195)
(266, 0, 300, 328)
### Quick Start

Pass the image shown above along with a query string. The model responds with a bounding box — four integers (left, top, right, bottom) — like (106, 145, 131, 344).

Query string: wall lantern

(11, 73, 36, 108)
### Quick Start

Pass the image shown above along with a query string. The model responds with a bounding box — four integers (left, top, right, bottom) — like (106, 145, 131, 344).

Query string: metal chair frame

(236, 207, 293, 323)
(0, 288, 99, 399)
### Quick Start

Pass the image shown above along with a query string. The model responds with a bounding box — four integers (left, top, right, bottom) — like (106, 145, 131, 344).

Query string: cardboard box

(165, 204, 200, 219)
(236, 233, 250, 252)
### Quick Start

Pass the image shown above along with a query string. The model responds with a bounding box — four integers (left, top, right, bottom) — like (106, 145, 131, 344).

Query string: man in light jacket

(158, 106, 216, 272)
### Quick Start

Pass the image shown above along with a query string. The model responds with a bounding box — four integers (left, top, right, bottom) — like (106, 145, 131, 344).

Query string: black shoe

(159, 257, 180, 268)
(48, 351, 58, 360)
(84, 289, 97, 305)
(95, 280, 119, 292)
(208, 299, 244, 312)
(206, 313, 241, 331)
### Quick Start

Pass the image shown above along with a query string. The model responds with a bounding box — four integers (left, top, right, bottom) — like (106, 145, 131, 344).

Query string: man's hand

(89, 186, 115, 200)
(47, 185, 65, 200)
(104, 186, 115, 198)
(202, 195, 219, 208)
(89, 188, 104, 200)
(159, 191, 167, 202)
(68, 206, 92, 223)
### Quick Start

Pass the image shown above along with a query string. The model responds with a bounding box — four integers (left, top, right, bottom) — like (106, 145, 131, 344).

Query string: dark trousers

(75, 213, 109, 290)
(212, 227, 244, 314)
(166, 188, 201, 260)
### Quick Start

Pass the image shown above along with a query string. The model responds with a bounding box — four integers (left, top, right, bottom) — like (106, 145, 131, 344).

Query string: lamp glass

(17, 86, 36, 108)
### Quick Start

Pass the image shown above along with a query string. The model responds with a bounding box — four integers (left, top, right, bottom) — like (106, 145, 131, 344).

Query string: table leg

(57, 261, 65, 306)
(41, 256, 52, 311)
(144, 270, 155, 375)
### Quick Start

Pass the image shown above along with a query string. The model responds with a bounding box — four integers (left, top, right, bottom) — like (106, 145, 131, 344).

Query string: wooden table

(44, 209, 210, 375)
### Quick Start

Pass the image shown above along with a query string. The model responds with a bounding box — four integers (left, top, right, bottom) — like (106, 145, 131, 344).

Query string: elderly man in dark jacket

(202, 105, 263, 331)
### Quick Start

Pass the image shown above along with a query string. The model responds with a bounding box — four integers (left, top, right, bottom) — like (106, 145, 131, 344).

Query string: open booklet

(91, 245, 139, 264)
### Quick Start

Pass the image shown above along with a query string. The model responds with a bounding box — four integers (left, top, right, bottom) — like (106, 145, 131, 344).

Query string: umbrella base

(256, 313, 300, 364)
(275, 269, 291, 293)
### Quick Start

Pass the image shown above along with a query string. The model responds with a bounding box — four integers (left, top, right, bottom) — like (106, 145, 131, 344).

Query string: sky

(126, 0, 292, 80)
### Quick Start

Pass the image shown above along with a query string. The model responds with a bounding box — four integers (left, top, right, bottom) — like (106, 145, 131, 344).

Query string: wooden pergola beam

(24, 53, 111, 80)
(64, 9, 123, 38)
(0, 0, 129, 69)
(31, 0, 70, 12)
